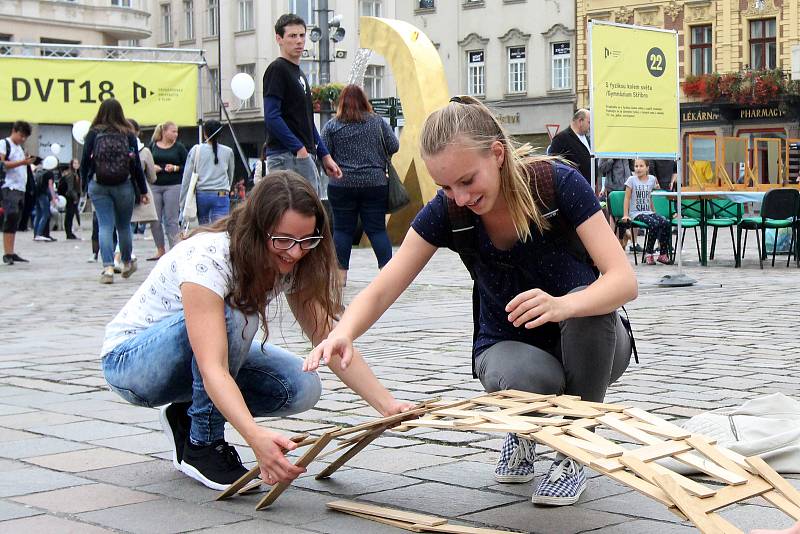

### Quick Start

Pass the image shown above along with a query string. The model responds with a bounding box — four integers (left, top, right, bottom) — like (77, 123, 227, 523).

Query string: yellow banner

(0, 57, 198, 126)
(590, 23, 679, 157)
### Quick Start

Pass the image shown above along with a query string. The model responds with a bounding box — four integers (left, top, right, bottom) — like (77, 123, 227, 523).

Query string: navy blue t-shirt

(411, 163, 601, 356)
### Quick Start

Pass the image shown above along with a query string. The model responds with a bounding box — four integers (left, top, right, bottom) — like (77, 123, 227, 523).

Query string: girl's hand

(249, 427, 306, 485)
(620, 216, 630, 222)
(380, 399, 417, 417)
(154, 164, 163, 173)
(506, 288, 571, 330)
(165, 163, 175, 173)
(305, 336, 355, 371)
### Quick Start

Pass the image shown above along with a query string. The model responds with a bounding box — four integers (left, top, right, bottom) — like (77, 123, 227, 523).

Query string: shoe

(2, 255, 12, 265)
(87, 255, 98, 263)
(645, 254, 656, 265)
(159, 402, 191, 470)
(10, 254, 28, 263)
(657, 254, 672, 265)
(181, 439, 249, 490)
(628, 244, 643, 253)
(146, 255, 163, 262)
(121, 260, 137, 279)
(46, 236, 57, 242)
(66, 234, 80, 240)
(531, 458, 587, 506)
(33, 235, 49, 241)
(99, 266, 114, 284)
(495, 433, 536, 483)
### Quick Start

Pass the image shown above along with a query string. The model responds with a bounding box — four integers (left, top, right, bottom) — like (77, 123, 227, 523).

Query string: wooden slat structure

(402, 390, 800, 534)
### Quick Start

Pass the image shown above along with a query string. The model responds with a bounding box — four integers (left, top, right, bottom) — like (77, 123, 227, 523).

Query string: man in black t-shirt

(262, 13, 341, 197)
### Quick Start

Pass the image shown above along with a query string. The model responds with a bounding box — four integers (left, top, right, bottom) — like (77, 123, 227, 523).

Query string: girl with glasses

(307, 96, 638, 507)
(99, 170, 412, 491)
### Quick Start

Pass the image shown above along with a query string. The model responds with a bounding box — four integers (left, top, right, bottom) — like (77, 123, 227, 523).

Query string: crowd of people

(13, 13, 794, 533)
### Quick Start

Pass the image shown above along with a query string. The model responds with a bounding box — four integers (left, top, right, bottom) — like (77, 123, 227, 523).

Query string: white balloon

(72, 120, 91, 145)
(231, 73, 255, 101)
(50, 143, 61, 156)
(56, 195, 67, 210)
(43, 155, 59, 170)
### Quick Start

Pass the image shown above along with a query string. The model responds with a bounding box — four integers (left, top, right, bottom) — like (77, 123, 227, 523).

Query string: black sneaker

(159, 402, 191, 470)
(181, 439, 248, 490)
(10, 254, 28, 263)
(2, 255, 12, 265)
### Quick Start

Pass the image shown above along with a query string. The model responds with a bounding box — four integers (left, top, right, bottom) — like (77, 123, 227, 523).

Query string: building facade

(0, 0, 152, 160)
(396, 0, 577, 148)
(143, 0, 401, 175)
(576, 0, 800, 182)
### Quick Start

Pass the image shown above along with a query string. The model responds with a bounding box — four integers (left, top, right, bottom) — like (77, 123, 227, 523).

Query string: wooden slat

(762, 490, 800, 521)
(342, 510, 416, 531)
(626, 420, 693, 441)
(684, 436, 751, 482)
(745, 456, 800, 508)
(255, 431, 335, 510)
(582, 400, 629, 412)
(421, 522, 526, 534)
(493, 390, 556, 402)
(625, 441, 693, 462)
(597, 414, 662, 445)
(699, 477, 773, 513)
(589, 457, 626, 473)
(621, 456, 716, 498)
(327, 500, 447, 526)
(564, 426, 626, 457)
(653, 474, 730, 534)
(316, 427, 385, 480)
(550, 397, 603, 417)
(560, 435, 622, 459)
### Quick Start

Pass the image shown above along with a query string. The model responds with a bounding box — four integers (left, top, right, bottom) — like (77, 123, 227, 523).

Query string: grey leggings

(149, 184, 180, 249)
(475, 309, 631, 403)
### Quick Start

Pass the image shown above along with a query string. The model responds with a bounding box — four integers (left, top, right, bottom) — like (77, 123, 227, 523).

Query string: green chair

(737, 188, 799, 268)
(706, 199, 742, 264)
(608, 190, 648, 265)
(668, 198, 702, 263)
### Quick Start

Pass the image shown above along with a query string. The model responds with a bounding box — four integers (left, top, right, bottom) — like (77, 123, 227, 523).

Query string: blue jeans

(327, 183, 392, 269)
(102, 305, 322, 444)
(196, 191, 230, 225)
(89, 179, 135, 267)
(33, 193, 51, 237)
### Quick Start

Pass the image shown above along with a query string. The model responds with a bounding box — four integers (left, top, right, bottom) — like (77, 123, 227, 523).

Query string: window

(467, 50, 485, 96)
(361, 0, 382, 17)
(40, 38, 80, 58)
(507, 46, 526, 94)
(238, 0, 254, 31)
(183, 1, 194, 40)
(300, 60, 319, 87)
(0, 34, 12, 56)
(750, 19, 776, 70)
(418, 0, 435, 8)
(551, 42, 571, 90)
(363, 65, 384, 99)
(690, 25, 712, 75)
(208, 67, 220, 112)
(161, 4, 172, 43)
(237, 64, 256, 108)
(289, 0, 314, 25)
(207, 0, 219, 37)
(111, 0, 132, 6)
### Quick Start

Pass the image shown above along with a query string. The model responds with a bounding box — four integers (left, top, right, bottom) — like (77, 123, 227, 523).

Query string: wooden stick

(316, 426, 386, 480)
(745, 455, 800, 508)
(762, 490, 800, 521)
(327, 500, 447, 526)
(653, 474, 732, 534)
(255, 430, 335, 510)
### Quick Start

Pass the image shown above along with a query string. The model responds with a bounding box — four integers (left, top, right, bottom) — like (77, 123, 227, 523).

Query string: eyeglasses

(267, 233, 323, 250)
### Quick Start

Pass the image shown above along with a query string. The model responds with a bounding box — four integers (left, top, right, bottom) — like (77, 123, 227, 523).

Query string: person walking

(100, 170, 412, 490)
(32, 161, 58, 242)
(180, 120, 234, 226)
(307, 96, 637, 507)
(80, 98, 149, 284)
(321, 85, 398, 284)
(149, 121, 187, 259)
(59, 159, 82, 239)
(0, 121, 35, 265)
(262, 13, 342, 196)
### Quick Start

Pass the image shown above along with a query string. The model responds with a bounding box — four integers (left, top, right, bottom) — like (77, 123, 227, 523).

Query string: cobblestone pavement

(0, 223, 798, 533)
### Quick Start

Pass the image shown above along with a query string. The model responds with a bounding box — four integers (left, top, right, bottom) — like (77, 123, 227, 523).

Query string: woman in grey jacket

(180, 120, 235, 225)
(321, 85, 399, 284)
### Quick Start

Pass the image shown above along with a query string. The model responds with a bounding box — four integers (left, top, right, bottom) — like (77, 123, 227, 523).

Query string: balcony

(3, 1, 151, 41)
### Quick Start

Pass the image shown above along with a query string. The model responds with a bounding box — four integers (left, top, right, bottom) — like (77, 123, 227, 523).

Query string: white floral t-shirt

(101, 231, 290, 356)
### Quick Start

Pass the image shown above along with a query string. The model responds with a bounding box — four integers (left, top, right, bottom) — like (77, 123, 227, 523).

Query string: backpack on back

(93, 132, 132, 185)
(0, 139, 11, 188)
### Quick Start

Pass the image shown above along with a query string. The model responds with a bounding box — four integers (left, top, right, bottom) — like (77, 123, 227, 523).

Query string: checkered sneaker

(531, 458, 587, 506)
(494, 433, 536, 483)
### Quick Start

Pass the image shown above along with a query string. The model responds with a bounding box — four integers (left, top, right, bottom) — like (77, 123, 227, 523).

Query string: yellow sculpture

(359, 17, 450, 242)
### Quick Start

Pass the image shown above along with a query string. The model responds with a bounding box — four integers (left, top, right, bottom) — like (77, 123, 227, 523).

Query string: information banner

(0, 57, 198, 126)
(590, 22, 678, 158)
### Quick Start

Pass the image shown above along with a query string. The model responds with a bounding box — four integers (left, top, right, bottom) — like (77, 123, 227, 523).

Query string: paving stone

(13, 481, 155, 516)
(293, 468, 421, 496)
(0, 460, 25, 473)
(580, 488, 689, 524)
(0, 436, 93, 459)
(405, 460, 496, 488)
(588, 518, 697, 533)
(0, 428, 36, 443)
(80, 459, 185, 488)
(30, 420, 150, 441)
(361, 482, 520, 516)
(0, 514, 115, 533)
(77, 498, 249, 534)
(0, 467, 93, 498)
(342, 449, 458, 474)
(401, 443, 479, 458)
(26, 447, 151, 473)
(0, 500, 43, 521)
(462, 500, 630, 533)
(194, 520, 319, 533)
(0, 411, 85, 430)
(301, 510, 413, 533)
(90, 432, 171, 455)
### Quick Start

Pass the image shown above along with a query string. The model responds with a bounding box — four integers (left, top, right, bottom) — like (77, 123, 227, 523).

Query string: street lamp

(309, 0, 346, 125)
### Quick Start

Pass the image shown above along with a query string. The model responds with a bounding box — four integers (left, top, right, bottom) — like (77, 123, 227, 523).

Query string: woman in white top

(101, 170, 412, 491)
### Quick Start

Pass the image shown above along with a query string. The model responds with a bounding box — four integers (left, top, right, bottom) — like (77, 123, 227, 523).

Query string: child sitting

(621, 158, 671, 265)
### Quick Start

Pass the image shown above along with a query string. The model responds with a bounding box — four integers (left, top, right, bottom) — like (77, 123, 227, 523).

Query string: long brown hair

(420, 95, 549, 241)
(192, 171, 340, 341)
(90, 98, 134, 135)
(335, 84, 373, 123)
